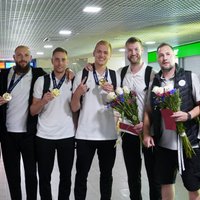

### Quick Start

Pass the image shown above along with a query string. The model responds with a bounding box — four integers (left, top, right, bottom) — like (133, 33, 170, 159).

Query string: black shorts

(155, 146, 200, 191)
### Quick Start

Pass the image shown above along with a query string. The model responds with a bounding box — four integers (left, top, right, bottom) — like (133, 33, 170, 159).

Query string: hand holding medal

(101, 82, 114, 93)
(50, 71, 66, 97)
(51, 88, 60, 97)
(3, 92, 12, 101)
(0, 95, 9, 106)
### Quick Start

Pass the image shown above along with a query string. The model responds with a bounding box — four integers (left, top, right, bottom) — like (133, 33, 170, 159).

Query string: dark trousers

(36, 136, 75, 200)
(122, 133, 142, 200)
(143, 147, 161, 200)
(74, 139, 116, 200)
(1, 131, 37, 200)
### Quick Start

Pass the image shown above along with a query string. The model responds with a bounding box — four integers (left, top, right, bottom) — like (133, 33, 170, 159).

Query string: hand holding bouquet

(152, 84, 195, 158)
(107, 86, 140, 135)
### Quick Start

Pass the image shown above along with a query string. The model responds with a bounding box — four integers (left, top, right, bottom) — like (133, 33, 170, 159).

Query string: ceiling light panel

(83, 6, 101, 13)
(0, 0, 200, 59)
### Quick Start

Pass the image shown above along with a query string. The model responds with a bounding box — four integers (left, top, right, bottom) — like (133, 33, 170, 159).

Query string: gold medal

(99, 78, 106, 86)
(51, 89, 60, 97)
(3, 92, 12, 101)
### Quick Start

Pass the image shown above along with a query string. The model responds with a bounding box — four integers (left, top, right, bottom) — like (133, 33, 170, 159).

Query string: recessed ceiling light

(72, 62, 77, 65)
(145, 41, 156, 45)
(83, 6, 101, 13)
(36, 52, 44, 55)
(44, 45, 53, 48)
(119, 48, 125, 52)
(59, 30, 72, 35)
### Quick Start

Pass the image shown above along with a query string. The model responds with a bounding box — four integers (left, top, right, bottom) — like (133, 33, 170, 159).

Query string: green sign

(148, 42, 200, 63)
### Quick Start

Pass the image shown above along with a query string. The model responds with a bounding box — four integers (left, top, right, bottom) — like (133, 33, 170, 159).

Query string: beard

(128, 55, 141, 65)
(14, 62, 31, 74)
(161, 65, 174, 72)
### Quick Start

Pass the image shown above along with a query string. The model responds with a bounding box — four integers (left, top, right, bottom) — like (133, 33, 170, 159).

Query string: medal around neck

(3, 92, 12, 101)
(51, 88, 60, 97)
(99, 78, 106, 87)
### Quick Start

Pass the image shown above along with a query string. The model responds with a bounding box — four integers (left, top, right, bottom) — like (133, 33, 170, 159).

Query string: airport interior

(0, 0, 200, 199)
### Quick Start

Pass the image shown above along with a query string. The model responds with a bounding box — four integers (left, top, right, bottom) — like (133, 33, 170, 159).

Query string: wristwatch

(187, 112, 192, 121)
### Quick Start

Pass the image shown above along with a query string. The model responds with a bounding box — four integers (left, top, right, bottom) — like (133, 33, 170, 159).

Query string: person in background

(30, 47, 75, 200)
(143, 43, 200, 200)
(0, 45, 46, 200)
(71, 40, 118, 200)
(117, 37, 161, 200)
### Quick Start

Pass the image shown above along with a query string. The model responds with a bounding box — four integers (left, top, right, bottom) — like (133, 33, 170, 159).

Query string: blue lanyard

(51, 72, 66, 89)
(7, 72, 26, 93)
(92, 65, 108, 85)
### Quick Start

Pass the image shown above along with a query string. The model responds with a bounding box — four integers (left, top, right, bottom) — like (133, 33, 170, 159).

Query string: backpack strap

(81, 68, 89, 82)
(43, 74, 51, 96)
(120, 65, 129, 87)
(144, 66, 152, 91)
(70, 77, 75, 91)
(109, 69, 117, 90)
(0, 68, 11, 94)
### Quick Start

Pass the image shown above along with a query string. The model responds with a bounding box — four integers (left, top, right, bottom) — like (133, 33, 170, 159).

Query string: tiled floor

(0, 145, 188, 200)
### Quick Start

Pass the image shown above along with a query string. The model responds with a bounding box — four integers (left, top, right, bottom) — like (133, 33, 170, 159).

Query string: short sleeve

(191, 72, 200, 103)
(33, 76, 44, 99)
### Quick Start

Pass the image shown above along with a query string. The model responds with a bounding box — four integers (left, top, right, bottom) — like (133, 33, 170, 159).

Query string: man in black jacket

(143, 43, 200, 200)
(0, 45, 46, 200)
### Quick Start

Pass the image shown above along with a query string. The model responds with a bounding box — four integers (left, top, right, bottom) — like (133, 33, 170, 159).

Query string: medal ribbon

(92, 65, 108, 86)
(51, 72, 66, 89)
(7, 72, 26, 93)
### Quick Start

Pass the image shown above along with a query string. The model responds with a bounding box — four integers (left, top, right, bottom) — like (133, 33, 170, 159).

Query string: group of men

(0, 36, 200, 200)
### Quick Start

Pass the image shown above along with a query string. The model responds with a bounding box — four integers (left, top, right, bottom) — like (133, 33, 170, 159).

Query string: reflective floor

(0, 145, 188, 200)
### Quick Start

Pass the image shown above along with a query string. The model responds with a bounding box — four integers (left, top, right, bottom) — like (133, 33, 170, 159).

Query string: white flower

(152, 86, 160, 94)
(107, 92, 117, 102)
(123, 86, 130, 94)
(115, 87, 123, 95)
(152, 86, 164, 95)
(163, 83, 174, 92)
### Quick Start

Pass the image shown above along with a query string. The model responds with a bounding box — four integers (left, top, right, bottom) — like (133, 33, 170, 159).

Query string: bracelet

(187, 112, 192, 121)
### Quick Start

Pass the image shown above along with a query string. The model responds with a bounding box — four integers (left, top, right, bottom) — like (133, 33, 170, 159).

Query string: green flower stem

(176, 122, 195, 158)
(182, 136, 195, 158)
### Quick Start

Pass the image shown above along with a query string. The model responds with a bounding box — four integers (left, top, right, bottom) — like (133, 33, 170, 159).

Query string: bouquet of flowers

(152, 84, 195, 158)
(106, 86, 140, 134)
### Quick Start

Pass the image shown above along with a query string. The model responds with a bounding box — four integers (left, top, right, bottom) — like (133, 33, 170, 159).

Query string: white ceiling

(0, 0, 200, 60)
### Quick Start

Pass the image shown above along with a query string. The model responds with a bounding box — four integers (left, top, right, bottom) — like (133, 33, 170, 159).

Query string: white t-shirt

(6, 68, 32, 132)
(33, 74, 75, 140)
(73, 69, 118, 140)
